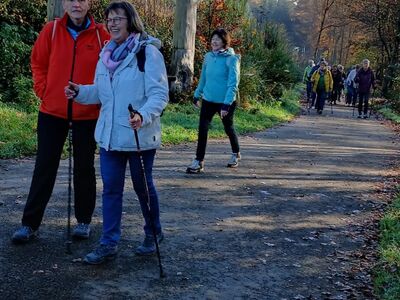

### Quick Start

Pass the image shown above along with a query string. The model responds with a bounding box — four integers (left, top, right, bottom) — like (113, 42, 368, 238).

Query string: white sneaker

(227, 153, 241, 168)
(186, 159, 204, 173)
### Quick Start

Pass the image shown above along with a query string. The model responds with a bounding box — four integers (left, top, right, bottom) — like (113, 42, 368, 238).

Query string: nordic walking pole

(128, 104, 165, 278)
(65, 54, 77, 254)
(66, 97, 73, 254)
(330, 94, 333, 115)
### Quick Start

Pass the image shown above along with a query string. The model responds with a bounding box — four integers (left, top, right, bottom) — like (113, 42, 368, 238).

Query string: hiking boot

(135, 232, 164, 256)
(357, 114, 362, 119)
(227, 152, 241, 168)
(186, 159, 204, 173)
(363, 114, 368, 119)
(84, 244, 118, 265)
(72, 223, 91, 239)
(12, 226, 38, 244)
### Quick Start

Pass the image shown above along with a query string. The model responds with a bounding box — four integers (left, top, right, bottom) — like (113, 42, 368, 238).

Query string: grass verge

(378, 106, 400, 124)
(375, 188, 400, 300)
(0, 102, 37, 159)
(162, 87, 301, 144)
(0, 86, 301, 158)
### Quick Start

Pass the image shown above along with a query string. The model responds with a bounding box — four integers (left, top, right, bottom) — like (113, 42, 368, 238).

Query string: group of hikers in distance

(303, 57, 376, 118)
(10, 0, 241, 267)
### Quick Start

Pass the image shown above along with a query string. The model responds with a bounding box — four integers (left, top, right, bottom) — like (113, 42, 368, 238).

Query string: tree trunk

(47, 0, 64, 21)
(313, 0, 335, 59)
(170, 0, 199, 97)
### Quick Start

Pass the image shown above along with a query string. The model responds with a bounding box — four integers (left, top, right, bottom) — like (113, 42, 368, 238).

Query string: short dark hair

(105, 1, 144, 34)
(210, 28, 231, 48)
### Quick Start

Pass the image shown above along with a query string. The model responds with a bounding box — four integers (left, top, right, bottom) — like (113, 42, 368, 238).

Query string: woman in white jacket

(65, 0, 168, 264)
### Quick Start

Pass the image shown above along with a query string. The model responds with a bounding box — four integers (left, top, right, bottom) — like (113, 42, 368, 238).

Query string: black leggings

(196, 100, 240, 161)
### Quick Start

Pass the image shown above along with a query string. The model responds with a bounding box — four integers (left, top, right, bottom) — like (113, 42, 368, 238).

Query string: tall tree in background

(47, 0, 63, 20)
(313, 0, 336, 59)
(170, 0, 200, 94)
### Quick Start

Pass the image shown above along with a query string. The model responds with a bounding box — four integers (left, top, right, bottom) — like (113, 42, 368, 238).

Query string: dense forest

(249, 0, 400, 105)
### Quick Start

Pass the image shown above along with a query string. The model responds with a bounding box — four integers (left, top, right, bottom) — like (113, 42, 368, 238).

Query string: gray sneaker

(135, 232, 164, 256)
(12, 226, 38, 244)
(84, 244, 118, 265)
(186, 159, 204, 173)
(72, 223, 90, 239)
(227, 152, 241, 168)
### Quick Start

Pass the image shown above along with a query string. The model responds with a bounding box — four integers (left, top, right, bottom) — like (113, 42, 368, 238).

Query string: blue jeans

(99, 148, 161, 246)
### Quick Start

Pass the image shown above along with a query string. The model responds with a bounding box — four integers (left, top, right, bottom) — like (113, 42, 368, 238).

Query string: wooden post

(47, 0, 64, 21)
(170, 0, 200, 96)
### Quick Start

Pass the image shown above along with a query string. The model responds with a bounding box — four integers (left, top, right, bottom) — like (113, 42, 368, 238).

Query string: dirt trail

(0, 104, 398, 299)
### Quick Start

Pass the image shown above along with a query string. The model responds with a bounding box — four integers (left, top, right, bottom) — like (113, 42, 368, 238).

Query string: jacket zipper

(67, 39, 77, 125)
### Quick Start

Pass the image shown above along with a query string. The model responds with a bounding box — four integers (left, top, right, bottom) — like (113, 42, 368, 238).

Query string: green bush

(0, 24, 34, 95)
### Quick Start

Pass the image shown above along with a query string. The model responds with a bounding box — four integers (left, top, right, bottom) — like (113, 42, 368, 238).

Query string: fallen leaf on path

(264, 242, 275, 247)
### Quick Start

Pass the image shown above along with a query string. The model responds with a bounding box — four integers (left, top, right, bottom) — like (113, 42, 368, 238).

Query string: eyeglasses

(105, 17, 128, 25)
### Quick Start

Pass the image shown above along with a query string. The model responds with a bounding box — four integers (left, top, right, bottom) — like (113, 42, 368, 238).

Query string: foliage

(375, 190, 400, 300)
(0, 24, 36, 102)
(196, 0, 300, 105)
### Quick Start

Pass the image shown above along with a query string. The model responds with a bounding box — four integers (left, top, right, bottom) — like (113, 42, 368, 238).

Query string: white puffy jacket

(75, 35, 169, 151)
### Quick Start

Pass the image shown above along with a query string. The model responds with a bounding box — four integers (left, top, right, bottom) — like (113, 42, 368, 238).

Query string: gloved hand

(193, 97, 200, 109)
(220, 104, 230, 118)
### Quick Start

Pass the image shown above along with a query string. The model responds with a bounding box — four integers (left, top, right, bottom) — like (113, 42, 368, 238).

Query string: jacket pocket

(117, 116, 136, 148)
(94, 117, 106, 144)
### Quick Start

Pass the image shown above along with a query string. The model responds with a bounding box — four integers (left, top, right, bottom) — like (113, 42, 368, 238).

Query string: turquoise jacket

(194, 47, 240, 106)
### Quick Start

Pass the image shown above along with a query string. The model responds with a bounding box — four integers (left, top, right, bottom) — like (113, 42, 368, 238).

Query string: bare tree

(170, 0, 200, 94)
(47, 0, 63, 21)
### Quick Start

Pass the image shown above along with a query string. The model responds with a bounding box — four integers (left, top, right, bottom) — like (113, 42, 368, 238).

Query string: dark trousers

(331, 88, 341, 104)
(315, 89, 327, 111)
(358, 92, 370, 115)
(22, 112, 97, 230)
(306, 81, 312, 100)
(196, 100, 240, 161)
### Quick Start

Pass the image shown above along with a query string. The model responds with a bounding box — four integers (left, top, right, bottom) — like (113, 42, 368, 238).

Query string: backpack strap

(51, 19, 58, 41)
(136, 46, 146, 73)
(95, 25, 102, 49)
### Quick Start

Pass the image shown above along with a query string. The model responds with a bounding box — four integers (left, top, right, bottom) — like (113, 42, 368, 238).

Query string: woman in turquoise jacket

(187, 28, 241, 173)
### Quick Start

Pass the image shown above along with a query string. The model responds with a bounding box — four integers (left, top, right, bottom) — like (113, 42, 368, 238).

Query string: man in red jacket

(12, 0, 109, 243)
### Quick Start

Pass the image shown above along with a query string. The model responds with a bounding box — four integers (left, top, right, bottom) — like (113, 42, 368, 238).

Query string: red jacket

(31, 14, 109, 120)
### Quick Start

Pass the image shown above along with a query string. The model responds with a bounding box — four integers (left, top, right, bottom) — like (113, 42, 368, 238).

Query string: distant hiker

(303, 59, 315, 102)
(355, 59, 376, 119)
(65, 0, 168, 264)
(330, 64, 346, 105)
(186, 28, 241, 173)
(12, 0, 109, 244)
(311, 60, 333, 114)
(308, 57, 327, 109)
(345, 64, 360, 107)
(337, 65, 346, 101)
